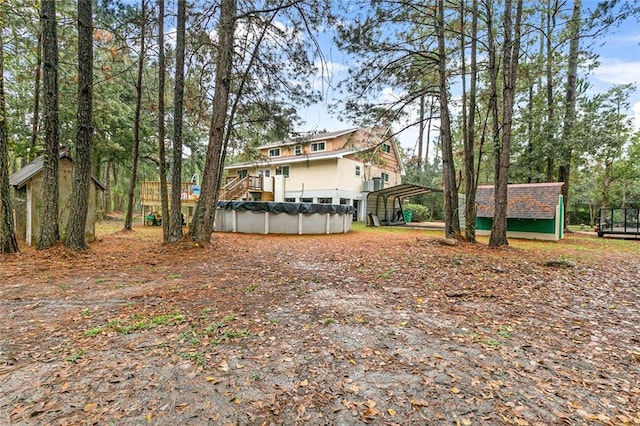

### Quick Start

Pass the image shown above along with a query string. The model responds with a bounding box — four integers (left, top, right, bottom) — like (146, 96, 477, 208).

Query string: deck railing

(219, 175, 265, 200)
(140, 181, 200, 204)
(141, 175, 268, 205)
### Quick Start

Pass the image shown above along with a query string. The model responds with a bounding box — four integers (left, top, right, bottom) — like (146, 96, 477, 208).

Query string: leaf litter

(0, 225, 639, 425)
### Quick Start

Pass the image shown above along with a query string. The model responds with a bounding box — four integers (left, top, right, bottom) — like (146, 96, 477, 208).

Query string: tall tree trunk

(188, 0, 237, 244)
(487, 0, 500, 193)
(65, 0, 94, 250)
(417, 94, 424, 169)
(463, 0, 479, 242)
(0, 33, 19, 253)
(104, 160, 112, 214)
(545, 0, 558, 182)
(436, 0, 460, 239)
(489, 0, 524, 247)
(37, 0, 60, 249)
(124, 0, 146, 231)
(29, 31, 42, 164)
(157, 0, 170, 241)
(558, 0, 581, 230)
(168, 0, 186, 242)
(425, 96, 434, 162)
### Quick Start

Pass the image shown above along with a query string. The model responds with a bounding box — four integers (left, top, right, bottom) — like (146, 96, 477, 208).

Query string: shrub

(404, 203, 430, 222)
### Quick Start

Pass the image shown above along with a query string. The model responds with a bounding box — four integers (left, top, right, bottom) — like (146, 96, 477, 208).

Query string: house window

(259, 169, 270, 177)
(295, 145, 302, 155)
(318, 197, 332, 204)
(268, 148, 280, 157)
(381, 172, 389, 182)
(275, 165, 290, 178)
(310, 142, 325, 152)
(382, 143, 391, 154)
(284, 197, 296, 202)
(301, 197, 313, 203)
(355, 165, 361, 176)
(339, 198, 350, 205)
(238, 169, 247, 179)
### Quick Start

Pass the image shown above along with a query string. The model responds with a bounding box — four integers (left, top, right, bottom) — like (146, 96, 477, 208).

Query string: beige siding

(285, 160, 338, 191)
(335, 158, 366, 193)
(17, 158, 100, 246)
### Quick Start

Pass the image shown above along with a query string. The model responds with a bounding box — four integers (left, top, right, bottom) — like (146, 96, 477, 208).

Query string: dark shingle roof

(9, 153, 73, 188)
(475, 182, 564, 219)
(9, 152, 105, 191)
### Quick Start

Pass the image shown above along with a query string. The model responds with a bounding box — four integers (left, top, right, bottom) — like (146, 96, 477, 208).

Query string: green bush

(404, 203, 430, 222)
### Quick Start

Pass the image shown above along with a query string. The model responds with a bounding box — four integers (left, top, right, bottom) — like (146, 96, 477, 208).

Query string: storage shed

(9, 152, 105, 246)
(475, 182, 564, 241)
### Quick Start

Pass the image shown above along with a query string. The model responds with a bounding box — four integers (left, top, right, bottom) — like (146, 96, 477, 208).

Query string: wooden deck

(140, 181, 199, 206)
(139, 177, 273, 225)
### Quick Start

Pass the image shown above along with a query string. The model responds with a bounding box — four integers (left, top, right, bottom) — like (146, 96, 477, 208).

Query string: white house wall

(285, 159, 339, 193)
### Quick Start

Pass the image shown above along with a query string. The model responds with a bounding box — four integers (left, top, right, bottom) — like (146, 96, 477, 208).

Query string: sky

(297, 4, 640, 156)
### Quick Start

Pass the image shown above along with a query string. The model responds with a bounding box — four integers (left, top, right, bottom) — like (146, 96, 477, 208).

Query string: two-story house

(222, 127, 405, 221)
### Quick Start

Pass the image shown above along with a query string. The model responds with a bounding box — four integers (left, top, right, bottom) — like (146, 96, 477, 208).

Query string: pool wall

(214, 201, 353, 234)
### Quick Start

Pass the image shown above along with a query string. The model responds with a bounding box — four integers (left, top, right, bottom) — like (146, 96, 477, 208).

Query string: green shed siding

(476, 217, 556, 233)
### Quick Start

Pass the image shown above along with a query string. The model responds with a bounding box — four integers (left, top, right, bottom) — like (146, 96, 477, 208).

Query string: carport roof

(366, 183, 443, 201)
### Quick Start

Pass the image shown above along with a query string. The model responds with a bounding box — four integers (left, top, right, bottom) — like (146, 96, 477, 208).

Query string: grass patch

(179, 351, 206, 366)
(85, 312, 184, 336)
(222, 313, 236, 323)
(65, 348, 86, 363)
(497, 325, 513, 339)
(85, 327, 103, 337)
(379, 268, 396, 279)
(221, 329, 250, 339)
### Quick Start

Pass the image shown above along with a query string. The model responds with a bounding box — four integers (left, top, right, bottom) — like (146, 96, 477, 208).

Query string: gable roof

(9, 152, 106, 191)
(475, 182, 564, 220)
(9, 153, 73, 188)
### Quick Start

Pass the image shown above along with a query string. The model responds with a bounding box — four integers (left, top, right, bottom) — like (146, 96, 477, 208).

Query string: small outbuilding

(475, 182, 564, 241)
(9, 152, 105, 246)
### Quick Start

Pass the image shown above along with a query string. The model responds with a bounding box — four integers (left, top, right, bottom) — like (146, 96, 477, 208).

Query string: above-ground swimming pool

(214, 201, 353, 234)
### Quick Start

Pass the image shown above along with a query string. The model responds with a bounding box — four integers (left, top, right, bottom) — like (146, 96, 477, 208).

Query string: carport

(366, 183, 442, 226)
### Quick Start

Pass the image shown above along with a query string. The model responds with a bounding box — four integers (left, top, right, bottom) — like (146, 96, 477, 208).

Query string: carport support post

(264, 211, 269, 234)
(326, 213, 330, 234)
(298, 213, 303, 235)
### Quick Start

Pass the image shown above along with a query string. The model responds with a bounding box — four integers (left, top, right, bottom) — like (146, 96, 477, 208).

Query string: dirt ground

(1, 220, 639, 425)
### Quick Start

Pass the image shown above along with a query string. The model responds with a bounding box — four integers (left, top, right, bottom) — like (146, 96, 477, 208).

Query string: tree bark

(545, 0, 558, 182)
(436, 0, 460, 240)
(29, 31, 42, 164)
(558, 0, 581, 230)
(168, 0, 186, 242)
(124, 0, 146, 231)
(0, 33, 19, 253)
(157, 0, 170, 241)
(104, 160, 111, 214)
(463, 0, 479, 242)
(188, 0, 237, 244)
(65, 0, 94, 251)
(489, 0, 524, 247)
(37, 0, 60, 249)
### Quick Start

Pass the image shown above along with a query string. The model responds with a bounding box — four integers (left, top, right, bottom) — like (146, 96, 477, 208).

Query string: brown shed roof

(475, 182, 564, 220)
